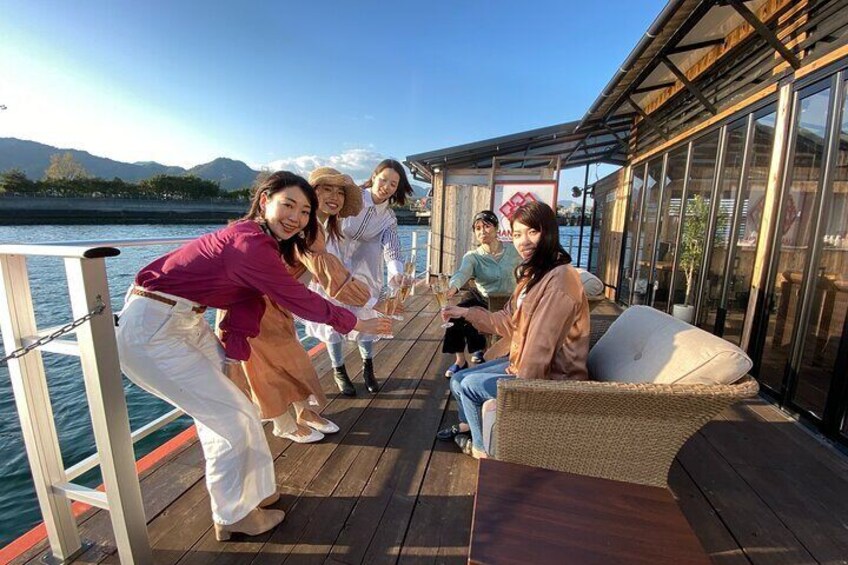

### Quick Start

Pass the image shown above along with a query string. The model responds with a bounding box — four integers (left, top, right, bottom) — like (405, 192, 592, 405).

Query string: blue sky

(0, 0, 666, 185)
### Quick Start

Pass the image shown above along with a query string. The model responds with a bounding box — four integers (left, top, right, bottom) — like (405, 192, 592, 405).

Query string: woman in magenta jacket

(115, 171, 390, 541)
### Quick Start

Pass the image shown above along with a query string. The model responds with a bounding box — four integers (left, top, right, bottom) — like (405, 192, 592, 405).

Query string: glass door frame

(623, 95, 778, 315)
(661, 141, 694, 313)
(618, 161, 648, 305)
(694, 124, 731, 327)
(644, 153, 669, 307)
(752, 69, 848, 443)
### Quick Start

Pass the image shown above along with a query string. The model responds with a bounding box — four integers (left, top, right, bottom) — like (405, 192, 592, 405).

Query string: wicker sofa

(482, 306, 759, 488)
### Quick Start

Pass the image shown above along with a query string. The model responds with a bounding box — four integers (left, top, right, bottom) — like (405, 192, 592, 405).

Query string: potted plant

(674, 194, 722, 324)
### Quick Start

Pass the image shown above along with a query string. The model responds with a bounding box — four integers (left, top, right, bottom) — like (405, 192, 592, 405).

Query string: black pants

(442, 291, 488, 355)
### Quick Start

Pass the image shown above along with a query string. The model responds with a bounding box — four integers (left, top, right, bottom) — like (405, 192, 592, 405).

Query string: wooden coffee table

(469, 459, 710, 564)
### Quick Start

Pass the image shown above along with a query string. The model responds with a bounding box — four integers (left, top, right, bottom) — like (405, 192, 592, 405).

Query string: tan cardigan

(464, 263, 590, 381)
(224, 228, 371, 418)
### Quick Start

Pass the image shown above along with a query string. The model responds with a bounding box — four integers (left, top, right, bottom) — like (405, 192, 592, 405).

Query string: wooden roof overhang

(405, 116, 632, 183)
(578, 0, 844, 155)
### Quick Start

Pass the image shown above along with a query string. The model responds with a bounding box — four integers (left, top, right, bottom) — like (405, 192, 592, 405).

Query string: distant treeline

(0, 168, 251, 200)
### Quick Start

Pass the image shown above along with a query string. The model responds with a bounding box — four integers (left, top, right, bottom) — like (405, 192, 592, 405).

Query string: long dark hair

(362, 159, 414, 206)
(241, 170, 319, 266)
(325, 214, 342, 243)
(512, 201, 571, 293)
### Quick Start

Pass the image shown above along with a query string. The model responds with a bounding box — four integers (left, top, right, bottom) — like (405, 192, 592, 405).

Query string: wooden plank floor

(10, 297, 848, 564)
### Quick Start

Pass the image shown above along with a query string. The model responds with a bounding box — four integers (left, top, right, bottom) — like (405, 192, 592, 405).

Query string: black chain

(0, 296, 106, 365)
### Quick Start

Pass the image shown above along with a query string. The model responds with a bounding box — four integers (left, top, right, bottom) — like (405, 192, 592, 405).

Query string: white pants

(115, 290, 275, 525)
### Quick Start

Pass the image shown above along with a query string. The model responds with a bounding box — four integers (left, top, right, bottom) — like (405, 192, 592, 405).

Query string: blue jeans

(449, 358, 513, 452)
(326, 340, 374, 368)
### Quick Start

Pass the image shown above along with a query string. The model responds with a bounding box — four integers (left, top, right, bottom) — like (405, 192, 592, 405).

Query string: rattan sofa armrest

(492, 376, 758, 487)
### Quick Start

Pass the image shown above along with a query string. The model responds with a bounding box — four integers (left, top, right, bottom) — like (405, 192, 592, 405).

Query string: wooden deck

(9, 296, 848, 564)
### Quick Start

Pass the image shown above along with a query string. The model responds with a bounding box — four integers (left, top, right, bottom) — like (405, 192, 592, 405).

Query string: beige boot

(214, 508, 285, 541)
(259, 491, 280, 508)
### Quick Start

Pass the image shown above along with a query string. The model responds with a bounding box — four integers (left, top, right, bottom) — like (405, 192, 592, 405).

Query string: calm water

(0, 223, 590, 547)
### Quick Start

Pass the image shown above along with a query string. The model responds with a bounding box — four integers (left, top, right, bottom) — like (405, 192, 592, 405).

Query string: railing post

(64, 257, 152, 564)
(426, 230, 432, 276)
(0, 255, 82, 561)
(410, 232, 418, 295)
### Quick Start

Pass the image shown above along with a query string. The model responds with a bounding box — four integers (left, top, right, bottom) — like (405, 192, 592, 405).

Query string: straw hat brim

(308, 168, 363, 218)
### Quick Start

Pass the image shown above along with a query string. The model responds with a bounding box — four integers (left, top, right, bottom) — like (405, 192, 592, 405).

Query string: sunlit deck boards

(9, 297, 848, 564)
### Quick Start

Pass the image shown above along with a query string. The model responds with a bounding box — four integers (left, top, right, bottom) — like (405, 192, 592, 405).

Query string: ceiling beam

(725, 0, 801, 69)
(626, 95, 669, 140)
(660, 55, 718, 115)
(666, 38, 725, 54)
(631, 81, 677, 94)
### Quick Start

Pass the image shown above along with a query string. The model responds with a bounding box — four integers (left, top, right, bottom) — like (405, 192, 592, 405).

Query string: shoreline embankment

(0, 196, 429, 225)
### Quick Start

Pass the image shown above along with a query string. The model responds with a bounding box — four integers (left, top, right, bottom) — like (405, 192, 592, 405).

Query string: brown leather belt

(131, 288, 207, 314)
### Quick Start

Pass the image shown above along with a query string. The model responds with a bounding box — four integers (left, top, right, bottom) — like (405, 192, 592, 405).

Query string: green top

(450, 243, 521, 298)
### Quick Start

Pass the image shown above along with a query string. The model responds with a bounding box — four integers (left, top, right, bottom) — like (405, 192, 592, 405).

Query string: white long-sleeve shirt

(304, 188, 403, 343)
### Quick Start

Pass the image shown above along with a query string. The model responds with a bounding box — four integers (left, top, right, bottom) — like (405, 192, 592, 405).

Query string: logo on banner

(498, 191, 539, 221)
(493, 180, 557, 241)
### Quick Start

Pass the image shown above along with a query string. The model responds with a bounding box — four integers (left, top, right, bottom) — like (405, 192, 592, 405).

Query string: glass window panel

(632, 159, 663, 305)
(670, 131, 720, 318)
(760, 86, 832, 394)
(652, 146, 688, 312)
(619, 166, 645, 304)
(699, 122, 747, 332)
(633, 158, 663, 304)
(794, 82, 848, 419)
(725, 111, 777, 344)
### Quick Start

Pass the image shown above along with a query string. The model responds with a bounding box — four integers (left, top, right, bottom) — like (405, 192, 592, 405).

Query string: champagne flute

(384, 288, 403, 321)
(404, 260, 415, 277)
(432, 274, 453, 329)
(375, 288, 403, 339)
(397, 281, 412, 302)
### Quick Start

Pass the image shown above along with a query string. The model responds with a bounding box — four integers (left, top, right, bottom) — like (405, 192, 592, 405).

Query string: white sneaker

(274, 427, 325, 443)
(303, 418, 340, 434)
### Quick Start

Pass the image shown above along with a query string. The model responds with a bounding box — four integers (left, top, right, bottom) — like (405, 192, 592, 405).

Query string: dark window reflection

(760, 87, 831, 395)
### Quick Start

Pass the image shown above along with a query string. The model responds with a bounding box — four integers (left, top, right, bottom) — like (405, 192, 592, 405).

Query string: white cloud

(264, 148, 386, 183)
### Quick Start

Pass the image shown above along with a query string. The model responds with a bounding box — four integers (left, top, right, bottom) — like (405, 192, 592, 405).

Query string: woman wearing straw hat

(306, 159, 415, 394)
(229, 167, 385, 443)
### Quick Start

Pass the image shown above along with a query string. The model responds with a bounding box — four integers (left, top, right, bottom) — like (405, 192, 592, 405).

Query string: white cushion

(575, 267, 604, 297)
(482, 399, 497, 455)
(588, 306, 752, 386)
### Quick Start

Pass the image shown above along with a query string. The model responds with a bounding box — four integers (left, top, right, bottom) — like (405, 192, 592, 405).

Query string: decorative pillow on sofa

(587, 306, 752, 386)
(575, 267, 604, 297)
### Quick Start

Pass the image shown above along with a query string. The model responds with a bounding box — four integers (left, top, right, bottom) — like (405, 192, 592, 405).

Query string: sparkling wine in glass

(398, 283, 412, 302)
(384, 288, 403, 321)
(432, 275, 453, 328)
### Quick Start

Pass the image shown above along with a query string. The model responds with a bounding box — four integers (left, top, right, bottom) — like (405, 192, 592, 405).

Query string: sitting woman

(442, 210, 520, 377)
(436, 201, 590, 458)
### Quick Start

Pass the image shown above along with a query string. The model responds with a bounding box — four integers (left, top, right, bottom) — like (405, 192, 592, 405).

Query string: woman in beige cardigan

(227, 168, 390, 443)
(436, 201, 590, 458)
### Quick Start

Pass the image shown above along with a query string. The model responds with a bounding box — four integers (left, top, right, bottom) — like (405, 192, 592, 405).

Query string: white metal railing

(0, 229, 432, 563)
(0, 243, 151, 564)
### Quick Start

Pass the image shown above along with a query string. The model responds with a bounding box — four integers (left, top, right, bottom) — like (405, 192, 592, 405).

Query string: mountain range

(0, 138, 259, 191)
(0, 138, 431, 197)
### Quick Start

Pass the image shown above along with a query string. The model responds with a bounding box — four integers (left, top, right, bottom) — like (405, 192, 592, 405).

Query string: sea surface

(0, 223, 591, 547)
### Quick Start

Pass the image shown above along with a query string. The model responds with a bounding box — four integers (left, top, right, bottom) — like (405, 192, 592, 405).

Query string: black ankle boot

(333, 365, 356, 396)
(362, 358, 379, 393)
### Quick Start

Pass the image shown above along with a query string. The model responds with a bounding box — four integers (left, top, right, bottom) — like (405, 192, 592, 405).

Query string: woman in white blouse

(305, 159, 414, 395)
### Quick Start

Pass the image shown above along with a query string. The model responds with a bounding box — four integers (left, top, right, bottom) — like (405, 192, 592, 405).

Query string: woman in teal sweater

(443, 210, 520, 376)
